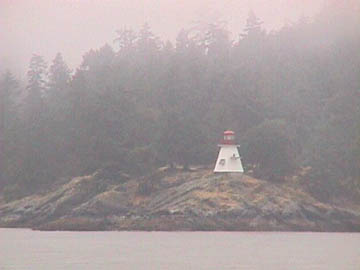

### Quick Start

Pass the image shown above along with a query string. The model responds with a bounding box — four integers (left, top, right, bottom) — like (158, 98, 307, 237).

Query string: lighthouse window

(224, 135, 234, 140)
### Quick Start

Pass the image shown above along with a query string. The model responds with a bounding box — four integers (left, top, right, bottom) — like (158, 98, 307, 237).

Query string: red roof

(223, 130, 235, 135)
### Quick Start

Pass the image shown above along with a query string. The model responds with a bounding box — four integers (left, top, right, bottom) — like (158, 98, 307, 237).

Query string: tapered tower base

(214, 144, 244, 173)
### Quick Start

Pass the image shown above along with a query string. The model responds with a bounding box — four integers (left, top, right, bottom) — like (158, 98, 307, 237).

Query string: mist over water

(1, 1, 360, 263)
(1, 229, 360, 270)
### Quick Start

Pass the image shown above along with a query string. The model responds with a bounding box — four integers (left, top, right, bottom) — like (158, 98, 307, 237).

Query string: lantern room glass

(224, 135, 234, 141)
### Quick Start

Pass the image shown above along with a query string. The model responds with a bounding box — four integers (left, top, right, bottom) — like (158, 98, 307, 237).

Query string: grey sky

(1, 0, 324, 77)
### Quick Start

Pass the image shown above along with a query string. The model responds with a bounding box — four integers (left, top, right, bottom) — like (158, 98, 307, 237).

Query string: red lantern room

(222, 130, 235, 145)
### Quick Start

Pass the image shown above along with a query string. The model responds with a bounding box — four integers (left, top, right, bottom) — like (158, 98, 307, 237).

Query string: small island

(1, 165, 359, 231)
(1, 6, 359, 232)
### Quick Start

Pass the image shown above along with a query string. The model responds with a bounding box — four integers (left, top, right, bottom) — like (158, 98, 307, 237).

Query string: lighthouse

(214, 130, 244, 173)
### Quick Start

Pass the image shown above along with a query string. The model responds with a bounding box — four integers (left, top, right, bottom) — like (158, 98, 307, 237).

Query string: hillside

(0, 168, 359, 231)
(2, 6, 360, 206)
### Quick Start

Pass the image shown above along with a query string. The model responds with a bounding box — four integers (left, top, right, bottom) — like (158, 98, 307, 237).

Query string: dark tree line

(0, 5, 359, 202)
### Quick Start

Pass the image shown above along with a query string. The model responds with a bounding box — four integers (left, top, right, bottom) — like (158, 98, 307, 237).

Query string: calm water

(1, 228, 360, 270)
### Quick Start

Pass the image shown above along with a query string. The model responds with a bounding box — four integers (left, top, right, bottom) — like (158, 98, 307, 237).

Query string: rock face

(0, 169, 359, 231)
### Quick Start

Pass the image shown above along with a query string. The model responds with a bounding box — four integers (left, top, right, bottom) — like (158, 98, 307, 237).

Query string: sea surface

(1, 228, 359, 270)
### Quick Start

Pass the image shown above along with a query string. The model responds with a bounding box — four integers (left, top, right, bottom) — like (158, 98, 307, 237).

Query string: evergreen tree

(25, 54, 47, 122)
(48, 53, 70, 92)
(137, 23, 161, 55)
(20, 54, 49, 192)
(47, 53, 71, 111)
(1, 8, 360, 203)
(241, 119, 296, 181)
(0, 71, 19, 187)
(114, 27, 137, 53)
(0, 71, 18, 131)
(240, 10, 264, 40)
(203, 22, 231, 57)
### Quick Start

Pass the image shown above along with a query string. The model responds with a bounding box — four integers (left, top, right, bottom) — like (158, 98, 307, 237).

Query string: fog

(1, 0, 360, 234)
(1, 0, 324, 77)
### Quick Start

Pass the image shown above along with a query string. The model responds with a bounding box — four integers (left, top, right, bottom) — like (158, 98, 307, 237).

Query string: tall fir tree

(48, 53, 70, 92)
(114, 27, 137, 54)
(240, 10, 264, 40)
(47, 53, 71, 112)
(25, 54, 47, 123)
(0, 71, 19, 187)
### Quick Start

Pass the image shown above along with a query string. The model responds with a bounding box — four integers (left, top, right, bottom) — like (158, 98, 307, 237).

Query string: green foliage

(48, 53, 71, 90)
(0, 71, 19, 188)
(1, 7, 360, 203)
(241, 119, 296, 180)
(155, 113, 212, 169)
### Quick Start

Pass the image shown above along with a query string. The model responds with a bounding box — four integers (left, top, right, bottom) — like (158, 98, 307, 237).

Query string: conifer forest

(1, 4, 359, 205)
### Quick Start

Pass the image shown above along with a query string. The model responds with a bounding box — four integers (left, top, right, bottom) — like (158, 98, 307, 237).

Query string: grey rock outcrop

(0, 169, 359, 231)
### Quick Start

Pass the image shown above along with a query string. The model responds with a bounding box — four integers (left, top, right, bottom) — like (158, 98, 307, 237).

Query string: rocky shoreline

(1, 169, 359, 232)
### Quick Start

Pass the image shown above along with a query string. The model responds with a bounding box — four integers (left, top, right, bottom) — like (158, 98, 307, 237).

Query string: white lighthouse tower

(214, 130, 244, 173)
